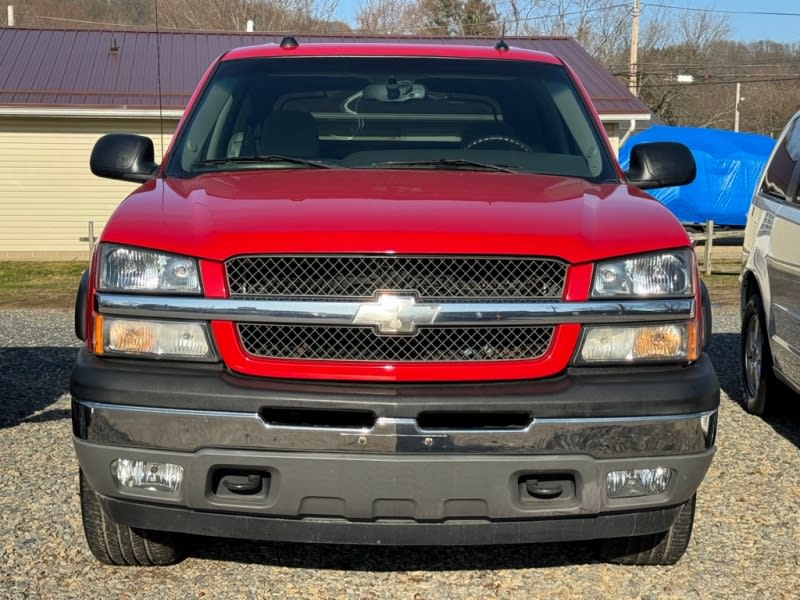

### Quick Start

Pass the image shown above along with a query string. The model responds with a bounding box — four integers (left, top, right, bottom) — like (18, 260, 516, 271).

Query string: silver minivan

(740, 109, 800, 414)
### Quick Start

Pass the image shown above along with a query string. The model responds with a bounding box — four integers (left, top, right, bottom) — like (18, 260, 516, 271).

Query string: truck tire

(700, 280, 712, 351)
(740, 294, 783, 415)
(79, 470, 186, 566)
(597, 494, 695, 565)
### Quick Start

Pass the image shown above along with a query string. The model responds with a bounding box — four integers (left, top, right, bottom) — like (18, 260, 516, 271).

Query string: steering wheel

(465, 135, 532, 152)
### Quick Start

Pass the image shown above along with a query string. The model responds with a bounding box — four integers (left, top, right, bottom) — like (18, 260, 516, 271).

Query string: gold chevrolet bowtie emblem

(352, 294, 440, 334)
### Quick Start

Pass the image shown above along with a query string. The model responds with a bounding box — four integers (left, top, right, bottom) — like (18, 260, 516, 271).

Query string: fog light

(112, 459, 183, 495)
(607, 467, 672, 498)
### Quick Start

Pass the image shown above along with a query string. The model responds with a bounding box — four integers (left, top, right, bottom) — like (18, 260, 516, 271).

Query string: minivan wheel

(740, 294, 777, 415)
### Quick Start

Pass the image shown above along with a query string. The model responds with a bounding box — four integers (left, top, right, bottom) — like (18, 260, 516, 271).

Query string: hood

(102, 169, 690, 264)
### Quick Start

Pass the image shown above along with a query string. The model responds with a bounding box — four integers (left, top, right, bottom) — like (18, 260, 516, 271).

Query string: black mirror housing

(90, 133, 158, 183)
(625, 141, 696, 190)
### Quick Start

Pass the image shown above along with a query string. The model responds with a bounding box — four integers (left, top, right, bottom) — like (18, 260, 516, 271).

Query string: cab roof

(222, 41, 564, 66)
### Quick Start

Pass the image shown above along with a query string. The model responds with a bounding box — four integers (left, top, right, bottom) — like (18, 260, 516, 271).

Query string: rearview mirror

(363, 80, 426, 102)
(625, 141, 696, 190)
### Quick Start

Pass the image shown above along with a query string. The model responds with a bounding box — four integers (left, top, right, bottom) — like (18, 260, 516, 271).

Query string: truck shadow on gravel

(193, 538, 597, 570)
(763, 412, 800, 451)
(706, 332, 800, 450)
(0, 347, 77, 429)
(706, 332, 740, 401)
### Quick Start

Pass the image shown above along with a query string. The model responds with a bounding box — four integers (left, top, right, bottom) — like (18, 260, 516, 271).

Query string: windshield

(166, 55, 617, 182)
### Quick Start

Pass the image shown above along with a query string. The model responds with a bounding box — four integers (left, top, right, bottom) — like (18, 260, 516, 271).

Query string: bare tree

(417, 0, 498, 35)
(488, 0, 630, 64)
(13, 0, 154, 27)
(14, 0, 343, 32)
(635, 10, 733, 126)
(356, 0, 420, 34)
(158, 0, 341, 32)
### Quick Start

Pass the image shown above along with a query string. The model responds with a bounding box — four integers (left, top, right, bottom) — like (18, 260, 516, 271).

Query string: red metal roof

(0, 28, 652, 117)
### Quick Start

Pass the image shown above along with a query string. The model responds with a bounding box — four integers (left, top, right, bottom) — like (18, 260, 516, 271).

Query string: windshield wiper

(194, 155, 336, 169)
(367, 159, 517, 173)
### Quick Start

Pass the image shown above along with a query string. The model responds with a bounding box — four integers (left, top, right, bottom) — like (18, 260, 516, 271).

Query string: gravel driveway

(1, 301, 799, 599)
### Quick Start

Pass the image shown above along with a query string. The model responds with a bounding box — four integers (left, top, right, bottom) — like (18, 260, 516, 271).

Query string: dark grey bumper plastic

(98, 494, 688, 546)
(75, 439, 714, 543)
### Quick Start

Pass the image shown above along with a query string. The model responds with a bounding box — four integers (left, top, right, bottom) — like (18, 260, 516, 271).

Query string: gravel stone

(1, 303, 799, 599)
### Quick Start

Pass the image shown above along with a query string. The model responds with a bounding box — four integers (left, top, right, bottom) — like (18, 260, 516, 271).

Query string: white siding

(0, 117, 176, 260)
(603, 123, 620, 155)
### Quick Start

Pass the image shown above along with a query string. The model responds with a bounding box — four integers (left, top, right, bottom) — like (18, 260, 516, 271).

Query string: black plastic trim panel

(99, 495, 685, 545)
(70, 349, 720, 419)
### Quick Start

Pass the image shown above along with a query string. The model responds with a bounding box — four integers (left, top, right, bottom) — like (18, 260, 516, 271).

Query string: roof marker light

(280, 36, 299, 49)
(495, 24, 509, 52)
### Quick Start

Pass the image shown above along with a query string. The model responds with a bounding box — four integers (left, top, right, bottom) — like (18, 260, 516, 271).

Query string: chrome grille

(238, 324, 553, 362)
(226, 255, 566, 300)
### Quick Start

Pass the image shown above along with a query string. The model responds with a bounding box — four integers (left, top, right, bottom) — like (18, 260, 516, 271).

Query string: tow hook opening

(211, 469, 271, 500)
(518, 474, 577, 504)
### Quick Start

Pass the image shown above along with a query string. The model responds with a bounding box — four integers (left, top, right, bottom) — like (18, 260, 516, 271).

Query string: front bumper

(78, 442, 712, 545)
(71, 349, 719, 544)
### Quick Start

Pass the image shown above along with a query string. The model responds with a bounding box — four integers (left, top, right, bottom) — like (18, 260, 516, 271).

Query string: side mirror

(625, 141, 696, 190)
(90, 134, 158, 183)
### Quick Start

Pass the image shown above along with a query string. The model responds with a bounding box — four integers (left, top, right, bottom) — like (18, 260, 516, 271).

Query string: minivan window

(762, 117, 800, 201)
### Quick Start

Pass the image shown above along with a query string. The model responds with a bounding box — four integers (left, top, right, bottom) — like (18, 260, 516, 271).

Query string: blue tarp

(618, 125, 775, 227)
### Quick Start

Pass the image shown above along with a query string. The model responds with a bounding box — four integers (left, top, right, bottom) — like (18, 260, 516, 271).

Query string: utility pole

(629, 0, 640, 96)
(734, 82, 742, 132)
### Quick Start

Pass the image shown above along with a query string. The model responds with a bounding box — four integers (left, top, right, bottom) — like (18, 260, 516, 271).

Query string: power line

(35, 15, 139, 28)
(646, 3, 800, 18)
(34, 3, 635, 35)
(642, 75, 800, 87)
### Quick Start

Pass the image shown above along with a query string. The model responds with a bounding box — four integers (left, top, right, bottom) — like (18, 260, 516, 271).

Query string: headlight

(93, 315, 216, 360)
(592, 250, 693, 298)
(98, 244, 201, 294)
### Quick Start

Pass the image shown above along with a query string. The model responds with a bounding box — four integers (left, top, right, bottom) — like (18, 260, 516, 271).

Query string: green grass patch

(701, 272, 738, 286)
(701, 272, 739, 307)
(0, 261, 87, 308)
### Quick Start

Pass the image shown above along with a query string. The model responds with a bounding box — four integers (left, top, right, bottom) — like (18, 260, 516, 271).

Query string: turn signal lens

(100, 318, 215, 360)
(108, 320, 157, 353)
(632, 326, 683, 358)
(687, 318, 699, 361)
(579, 323, 689, 363)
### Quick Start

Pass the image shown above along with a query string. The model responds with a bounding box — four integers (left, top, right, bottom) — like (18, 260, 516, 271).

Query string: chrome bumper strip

(96, 294, 694, 326)
(74, 400, 716, 458)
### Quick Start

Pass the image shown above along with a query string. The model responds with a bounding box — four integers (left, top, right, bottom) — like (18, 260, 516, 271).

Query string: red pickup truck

(71, 39, 718, 566)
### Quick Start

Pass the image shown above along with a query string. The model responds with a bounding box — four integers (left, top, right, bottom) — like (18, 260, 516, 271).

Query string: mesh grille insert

(226, 255, 566, 300)
(238, 324, 553, 362)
